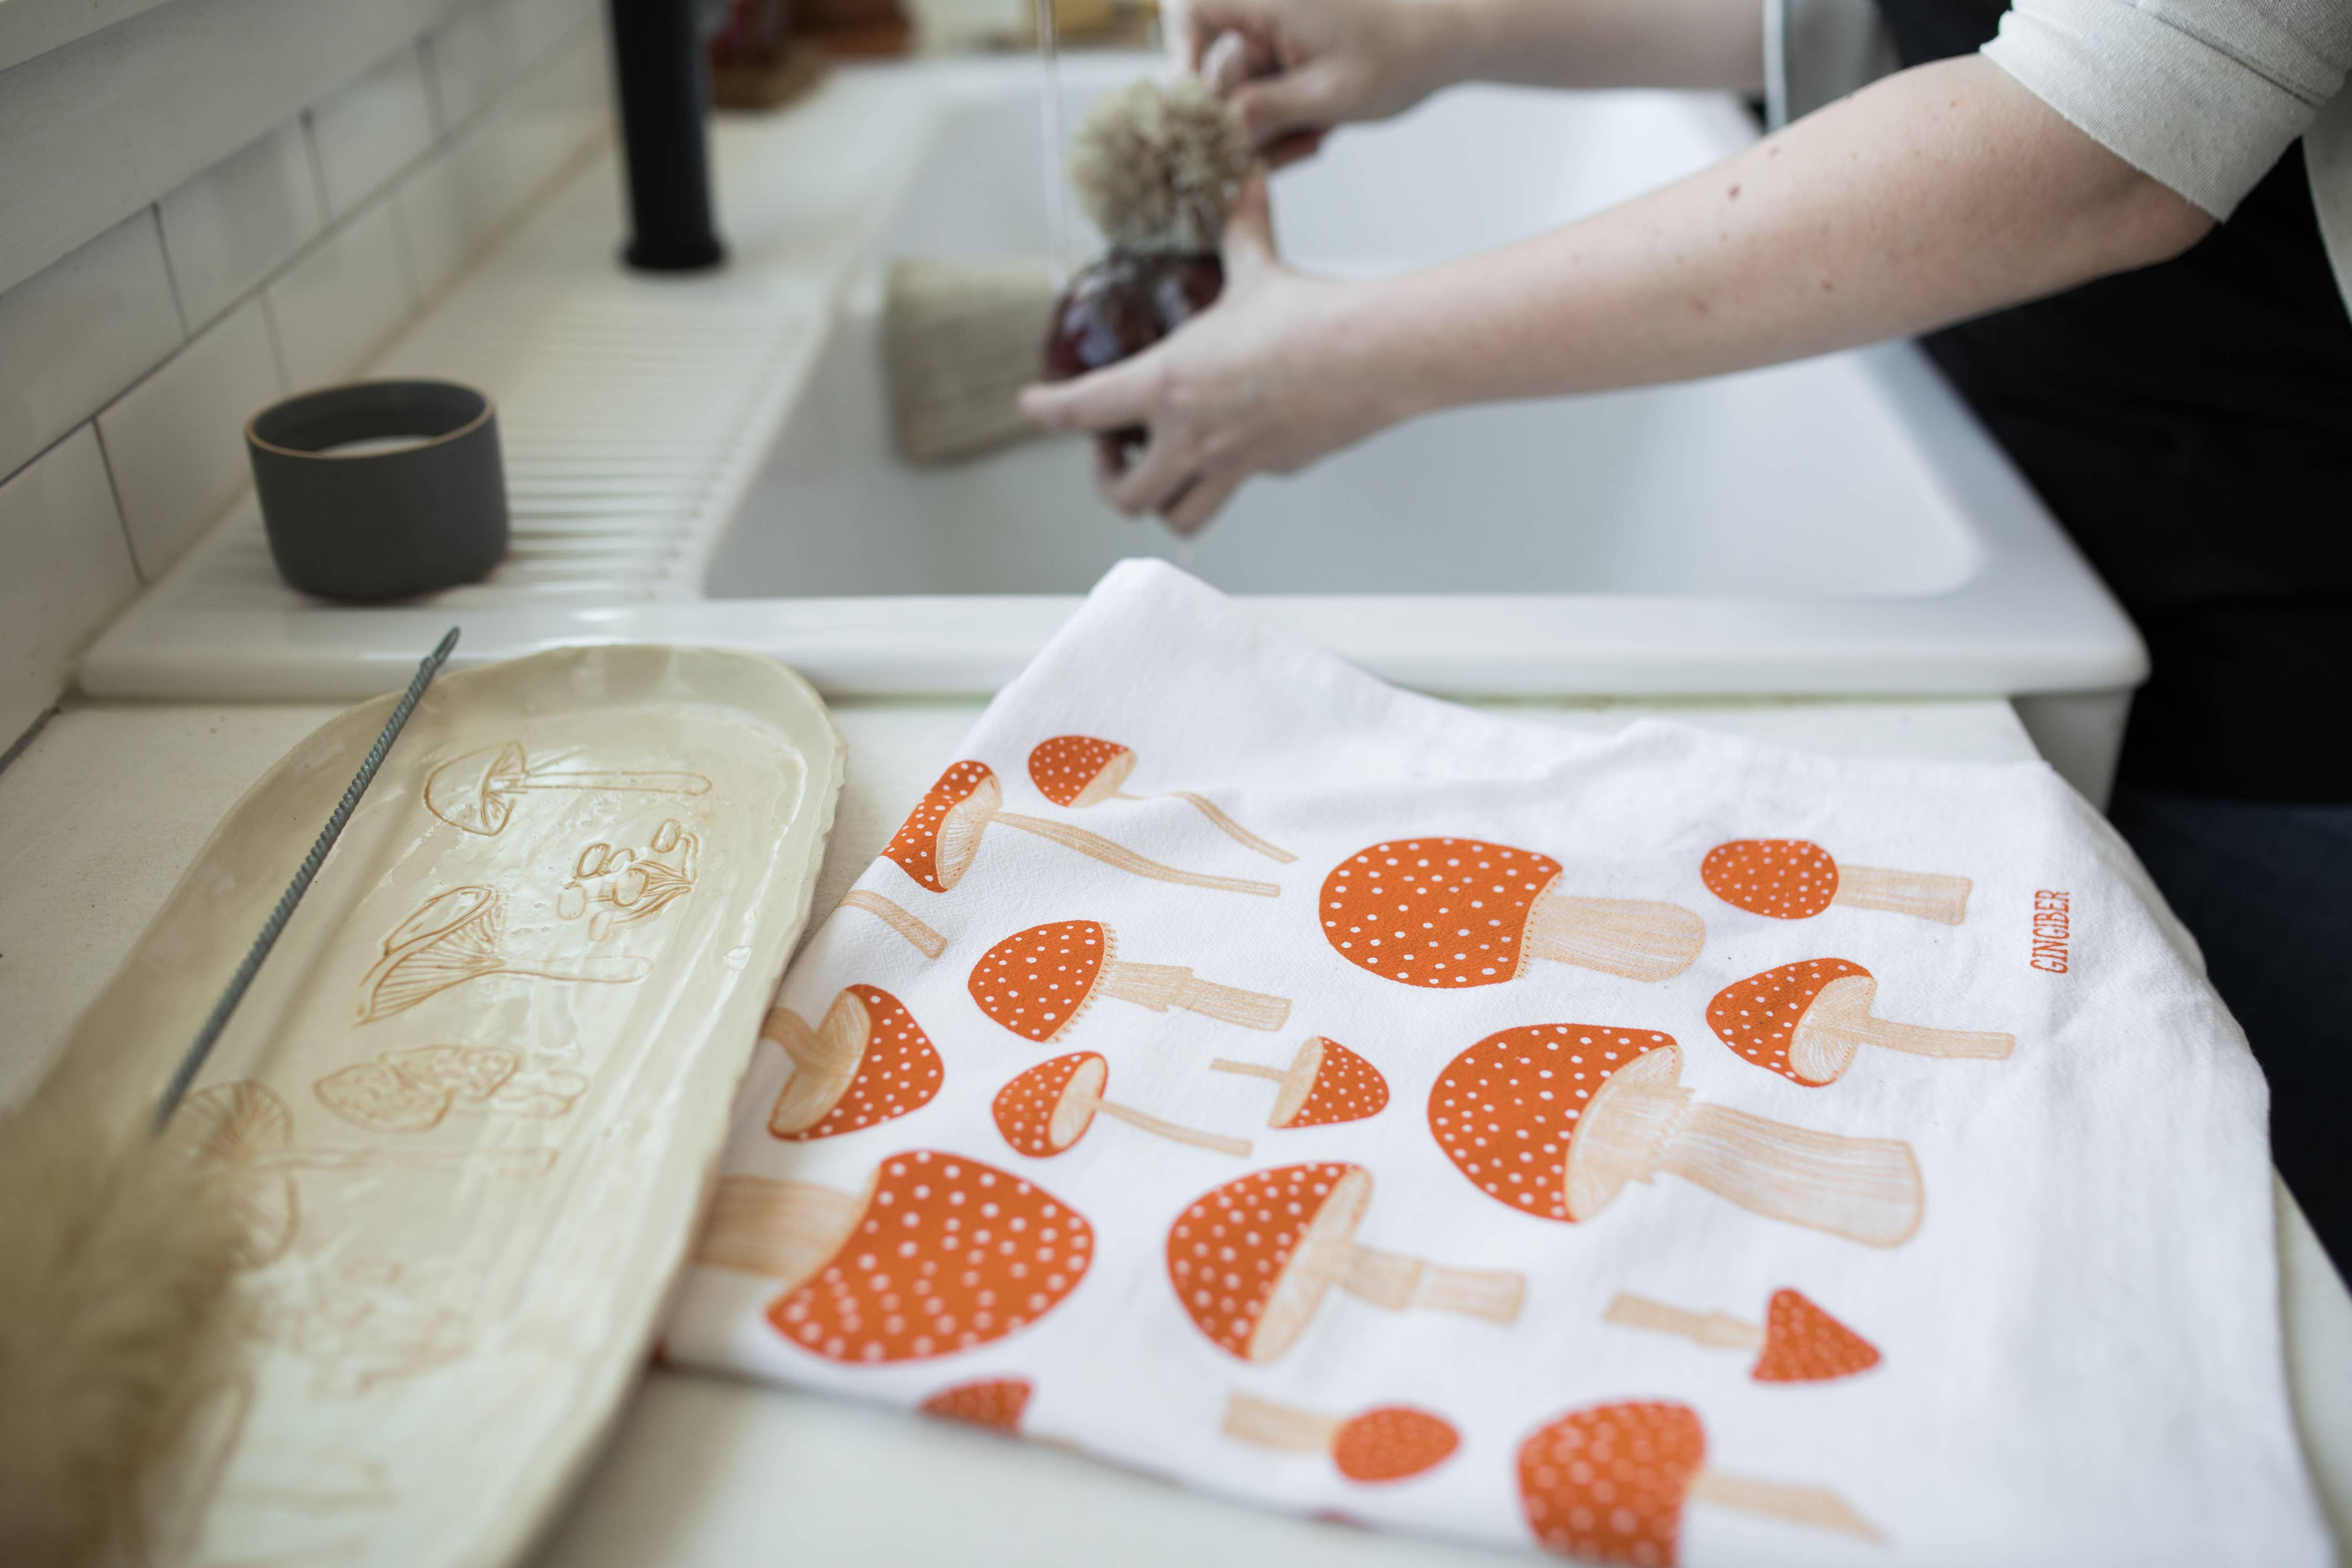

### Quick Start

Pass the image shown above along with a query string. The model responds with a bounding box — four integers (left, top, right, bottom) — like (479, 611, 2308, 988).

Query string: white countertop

(4, 694, 2345, 1564)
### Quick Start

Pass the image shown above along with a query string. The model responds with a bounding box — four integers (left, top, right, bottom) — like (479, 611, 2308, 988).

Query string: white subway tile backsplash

(429, 0, 597, 131)
(156, 123, 327, 332)
(1, 0, 611, 699)
(0, 429, 140, 743)
(0, 212, 184, 485)
(267, 199, 418, 391)
(427, 0, 531, 131)
(96, 298, 285, 578)
(307, 44, 438, 218)
(392, 144, 491, 303)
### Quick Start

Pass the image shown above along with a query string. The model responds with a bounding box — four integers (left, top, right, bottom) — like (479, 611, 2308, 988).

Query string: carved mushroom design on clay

(357, 886, 651, 1023)
(1322, 840, 1703, 986)
(1519, 1401, 1881, 1564)
(994, 1053, 1251, 1158)
(1708, 959, 2014, 1086)
(1027, 735, 1296, 862)
(163, 1083, 555, 1269)
(1427, 1026, 1924, 1247)
(969, 920, 1291, 1041)
(1210, 1037, 1390, 1128)
(1166, 1162, 1524, 1363)
(423, 742, 710, 837)
(1701, 838, 1971, 925)
(883, 761, 1279, 897)
(1222, 1393, 1460, 1483)
(314, 1045, 586, 1133)
(763, 985, 944, 1141)
(1605, 1288, 1882, 1383)
(695, 1150, 1093, 1364)
(920, 1377, 1033, 1433)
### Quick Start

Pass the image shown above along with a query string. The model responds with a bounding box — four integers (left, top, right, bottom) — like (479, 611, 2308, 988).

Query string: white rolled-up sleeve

(1983, 0, 2352, 217)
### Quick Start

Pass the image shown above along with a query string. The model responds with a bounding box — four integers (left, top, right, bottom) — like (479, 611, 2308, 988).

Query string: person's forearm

(1443, 0, 1763, 93)
(1349, 56, 2211, 417)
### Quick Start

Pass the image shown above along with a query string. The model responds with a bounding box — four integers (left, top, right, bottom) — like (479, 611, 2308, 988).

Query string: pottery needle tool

(0, 625, 458, 1568)
(156, 625, 461, 1127)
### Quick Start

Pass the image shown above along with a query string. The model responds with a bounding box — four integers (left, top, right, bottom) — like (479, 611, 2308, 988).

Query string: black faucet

(608, 0, 725, 271)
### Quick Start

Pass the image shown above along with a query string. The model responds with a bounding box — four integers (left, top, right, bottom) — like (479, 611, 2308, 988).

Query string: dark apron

(1877, 0, 2352, 800)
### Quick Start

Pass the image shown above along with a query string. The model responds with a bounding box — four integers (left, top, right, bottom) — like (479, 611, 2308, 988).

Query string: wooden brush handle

(993, 811, 1281, 897)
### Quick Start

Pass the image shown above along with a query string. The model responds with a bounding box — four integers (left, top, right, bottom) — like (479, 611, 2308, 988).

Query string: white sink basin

(81, 55, 2144, 793)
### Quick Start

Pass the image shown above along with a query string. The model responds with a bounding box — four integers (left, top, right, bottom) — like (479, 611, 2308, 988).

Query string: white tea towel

(665, 560, 2329, 1566)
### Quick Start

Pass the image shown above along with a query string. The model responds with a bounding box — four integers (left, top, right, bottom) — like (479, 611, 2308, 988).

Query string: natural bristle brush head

(1045, 79, 1256, 435)
(1067, 77, 1252, 255)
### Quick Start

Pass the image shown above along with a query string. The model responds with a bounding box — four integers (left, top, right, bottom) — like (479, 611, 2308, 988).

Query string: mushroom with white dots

(1210, 1036, 1389, 1128)
(1222, 1392, 1460, 1482)
(881, 760, 1279, 897)
(1321, 839, 1702, 986)
(1165, 1161, 1524, 1363)
(1027, 734, 1296, 862)
(993, 1053, 1251, 1157)
(1702, 838, 1970, 924)
(1518, 1400, 1882, 1564)
(1427, 1025, 1924, 1247)
(1605, 1287, 1883, 1382)
(968, 920, 1290, 1041)
(763, 984, 944, 1140)
(1707, 959, 2013, 1086)
(694, 1150, 1094, 1364)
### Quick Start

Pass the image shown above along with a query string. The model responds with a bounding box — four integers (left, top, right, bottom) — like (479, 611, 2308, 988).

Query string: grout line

(148, 205, 194, 340)
(86, 419, 151, 584)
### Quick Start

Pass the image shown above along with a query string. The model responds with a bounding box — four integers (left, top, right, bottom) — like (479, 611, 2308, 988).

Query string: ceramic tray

(48, 645, 842, 1568)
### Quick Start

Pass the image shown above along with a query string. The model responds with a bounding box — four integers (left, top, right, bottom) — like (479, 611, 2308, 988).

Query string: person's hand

(1019, 179, 1407, 534)
(1172, 0, 1470, 160)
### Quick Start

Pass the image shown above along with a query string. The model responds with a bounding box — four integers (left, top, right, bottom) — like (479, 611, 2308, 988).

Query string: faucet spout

(607, 0, 726, 271)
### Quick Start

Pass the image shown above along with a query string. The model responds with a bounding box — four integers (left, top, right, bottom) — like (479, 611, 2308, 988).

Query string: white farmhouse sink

(82, 54, 2144, 793)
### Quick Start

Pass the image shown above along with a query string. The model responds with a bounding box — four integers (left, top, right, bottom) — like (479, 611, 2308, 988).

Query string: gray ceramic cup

(247, 380, 508, 602)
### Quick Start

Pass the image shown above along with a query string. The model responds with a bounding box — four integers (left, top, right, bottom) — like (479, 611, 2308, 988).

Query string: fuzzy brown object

(0, 1080, 247, 1566)
(1068, 78, 1253, 254)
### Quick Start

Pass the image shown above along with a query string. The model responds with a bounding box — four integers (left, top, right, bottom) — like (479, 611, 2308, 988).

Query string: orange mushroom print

(1222, 1392, 1461, 1483)
(1427, 1026, 1923, 1247)
(763, 985, 943, 1141)
(1027, 734, 1297, 863)
(1519, 1401, 1881, 1564)
(695, 1151, 1093, 1364)
(968, 920, 1291, 1042)
(1708, 959, 2014, 1086)
(1701, 838, 1971, 925)
(1211, 1037, 1390, 1128)
(1166, 1162, 1524, 1363)
(880, 761, 1279, 897)
(920, 1377, 1033, 1433)
(1605, 1288, 1882, 1383)
(1321, 840, 1703, 986)
(993, 1053, 1252, 1158)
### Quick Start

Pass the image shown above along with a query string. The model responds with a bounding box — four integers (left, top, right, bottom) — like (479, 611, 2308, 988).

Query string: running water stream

(1034, 0, 1072, 288)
